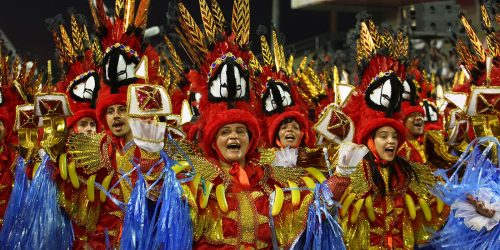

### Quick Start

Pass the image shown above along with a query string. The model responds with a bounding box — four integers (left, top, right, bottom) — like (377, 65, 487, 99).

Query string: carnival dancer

(0, 52, 26, 230)
(55, 0, 165, 247)
(339, 19, 447, 249)
(397, 102, 428, 164)
(163, 0, 357, 248)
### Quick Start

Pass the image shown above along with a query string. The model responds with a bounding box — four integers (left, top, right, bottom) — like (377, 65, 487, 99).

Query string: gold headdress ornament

(170, 0, 250, 68)
(455, 6, 500, 86)
(252, 27, 291, 76)
(89, 0, 151, 34)
(355, 20, 409, 67)
(294, 57, 328, 107)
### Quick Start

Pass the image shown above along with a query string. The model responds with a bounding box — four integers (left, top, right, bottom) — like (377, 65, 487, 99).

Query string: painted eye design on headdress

(189, 92, 202, 117)
(422, 100, 438, 122)
(262, 79, 294, 115)
(68, 71, 100, 104)
(365, 72, 403, 116)
(208, 60, 249, 102)
(102, 45, 140, 91)
(401, 78, 417, 104)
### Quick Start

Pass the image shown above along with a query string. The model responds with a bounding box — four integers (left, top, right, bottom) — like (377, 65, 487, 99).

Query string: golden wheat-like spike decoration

(232, 0, 250, 46)
(260, 35, 272, 66)
(163, 36, 183, 73)
(115, 0, 125, 19)
(163, 55, 179, 86)
(286, 55, 294, 76)
(60, 24, 75, 63)
(49, 28, 64, 64)
(124, 0, 136, 32)
(456, 40, 477, 67)
(359, 22, 375, 63)
(272, 30, 281, 71)
(279, 44, 286, 72)
(134, 0, 150, 29)
(481, 4, 492, 32)
(82, 25, 91, 49)
(248, 52, 262, 74)
(71, 15, 84, 56)
(211, 0, 226, 35)
(368, 20, 380, 49)
(487, 34, 500, 58)
(92, 38, 103, 65)
(299, 56, 307, 71)
(460, 14, 486, 62)
(394, 31, 405, 59)
(199, 0, 216, 43)
(178, 2, 207, 58)
(175, 27, 200, 66)
(402, 36, 409, 59)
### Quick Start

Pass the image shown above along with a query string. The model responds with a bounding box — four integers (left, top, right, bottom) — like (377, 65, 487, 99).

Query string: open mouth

(384, 146, 395, 154)
(285, 134, 296, 141)
(112, 121, 125, 130)
(414, 121, 424, 128)
(227, 142, 241, 151)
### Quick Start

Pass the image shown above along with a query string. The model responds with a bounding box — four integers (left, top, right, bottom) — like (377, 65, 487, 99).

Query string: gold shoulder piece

(258, 147, 276, 166)
(425, 130, 458, 167)
(163, 139, 219, 182)
(349, 162, 370, 199)
(269, 166, 306, 186)
(408, 162, 436, 197)
(67, 132, 107, 175)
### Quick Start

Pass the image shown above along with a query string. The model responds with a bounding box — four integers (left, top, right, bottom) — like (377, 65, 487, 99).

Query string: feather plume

(286, 55, 294, 76)
(88, 0, 100, 28)
(211, 0, 226, 35)
(124, 0, 136, 32)
(134, 0, 151, 29)
(232, 0, 250, 46)
(272, 30, 280, 71)
(460, 13, 486, 62)
(199, 0, 216, 42)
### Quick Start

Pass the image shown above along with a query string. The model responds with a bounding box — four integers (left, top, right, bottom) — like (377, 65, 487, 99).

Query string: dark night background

(0, 0, 332, 62)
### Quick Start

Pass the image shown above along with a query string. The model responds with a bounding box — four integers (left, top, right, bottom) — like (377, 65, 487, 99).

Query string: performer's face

(106, 105, 131, 139)
(373, 126, 398, 162)
(404, 112, 424, 138)
(0, 120, 4, 141)
(278, 120, 302, 148)
(215, 123, 249, 165)
(75, 117, 97, 135)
